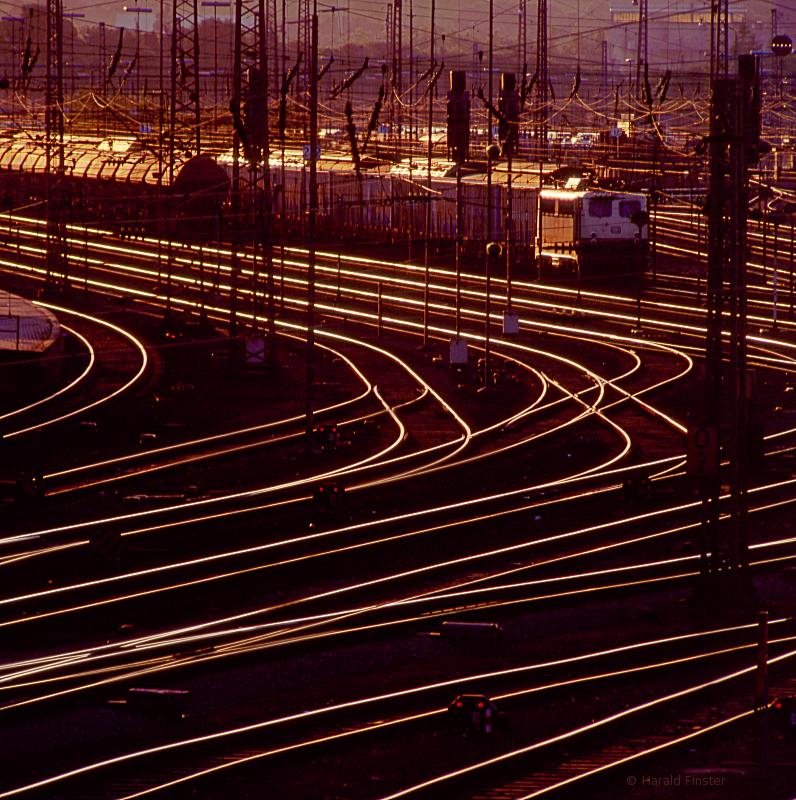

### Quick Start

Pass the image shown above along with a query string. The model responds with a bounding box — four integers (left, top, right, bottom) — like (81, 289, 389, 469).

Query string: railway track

(1, 212, 795, 797)
(3, 620, 792, 799)
(0, 303, 148, 442)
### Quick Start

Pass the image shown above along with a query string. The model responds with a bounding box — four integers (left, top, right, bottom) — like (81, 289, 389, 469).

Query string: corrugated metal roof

(0, 134, 178, 187)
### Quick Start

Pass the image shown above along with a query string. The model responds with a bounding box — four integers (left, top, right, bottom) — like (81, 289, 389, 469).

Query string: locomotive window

(619, 199, 642, 218)
(588, 197, 613, 218)
(540, 197, 556, 214)
(557, 199, 575, 216)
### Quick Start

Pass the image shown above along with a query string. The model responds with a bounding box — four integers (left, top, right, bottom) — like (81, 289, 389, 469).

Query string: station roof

(0, 291, 60, 354)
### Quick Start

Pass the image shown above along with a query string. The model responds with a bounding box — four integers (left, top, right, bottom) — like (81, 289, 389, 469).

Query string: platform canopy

(0, 291, 60, 353)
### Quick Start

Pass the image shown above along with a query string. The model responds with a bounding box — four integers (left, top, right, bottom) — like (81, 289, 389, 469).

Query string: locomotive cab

(536, 188, 648, 279)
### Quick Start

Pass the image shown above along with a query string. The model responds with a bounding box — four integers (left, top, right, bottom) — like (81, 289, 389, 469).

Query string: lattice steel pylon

(169, 0, 201, 182)
(297, 0, 310, 94)
(534, 0, 548, 153)
(698, 56, 760, 602)
(45, 0, 66, 288)
(390, 0, 402, 151)
(710, 0, 729, 88)
(231, 0, 275, 357)
(634, 0, 648, 105)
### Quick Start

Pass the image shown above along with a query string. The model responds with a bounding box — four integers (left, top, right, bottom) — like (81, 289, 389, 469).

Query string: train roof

(216, 148, 392, 174)
(391, 159, 567, 188)
(0, 133, 191, 187)
(540, 187, 647, 200)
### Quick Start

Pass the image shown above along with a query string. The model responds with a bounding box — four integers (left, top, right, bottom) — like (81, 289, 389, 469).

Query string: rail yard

(1, 1, 796, 799)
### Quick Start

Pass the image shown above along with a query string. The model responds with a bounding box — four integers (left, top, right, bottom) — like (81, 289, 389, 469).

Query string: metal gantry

(231, 0, 275, 357)
(297, 0, 310, 94)
(170, 0, 201, 179)
(699, 55, 761, 600)
(710, 0, 729, 88)
(45, 0, 66, 288)
(634, 0, 648, 105)
(390, 0, 403, 152)
(534, 0, 548, 153)
(305, 0, 318, 443)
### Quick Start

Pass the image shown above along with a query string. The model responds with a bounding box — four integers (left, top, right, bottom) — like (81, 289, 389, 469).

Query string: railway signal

(448, 694, 498, 734)
(313, 481, 344, 513)
(497, 72, 520, 158)
(313, 424, 339, 451)
(242, 66, 267, 151)
(771, 34, 792, 57)
(446, 70, 469, 165)
(686, 426, 718, 479)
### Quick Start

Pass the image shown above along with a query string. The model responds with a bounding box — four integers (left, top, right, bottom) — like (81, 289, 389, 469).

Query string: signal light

(313, 481, 345, 512)
(447, 694, 498, 733)
(486, 241, 502, 259)
(313, 424, 339, 451)
(772, 34, 793, 56)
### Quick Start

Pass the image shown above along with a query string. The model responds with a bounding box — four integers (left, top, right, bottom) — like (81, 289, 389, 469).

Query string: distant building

(605, 3, 769, 73)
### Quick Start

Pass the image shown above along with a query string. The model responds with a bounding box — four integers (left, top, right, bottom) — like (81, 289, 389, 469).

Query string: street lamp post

(123, 5, 152, 95)
(624, 57, 632, 101)
(201, 1, 230, 110)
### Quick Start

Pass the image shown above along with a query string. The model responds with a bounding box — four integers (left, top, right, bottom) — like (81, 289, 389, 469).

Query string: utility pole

(391, 0, 402, 158)
(408, 0, 413, 140)
(483, 0, 494, 387)
(499, 71, 520, 335)
(422, 0, 435, 348)
(271, 0, 278, 101)
(771, 9, 784, 98)
(634, 0, 647, 106)
(601, 39, 608, 101)
(159, 0, 171, 319)
(45, 0, 65, 290)
(305, 1, 318, 446)
(123, 6, 151, 96)
(447, 69, 469, 367)
(535, 0, 548, 158)
(98, 20, 106, 91)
